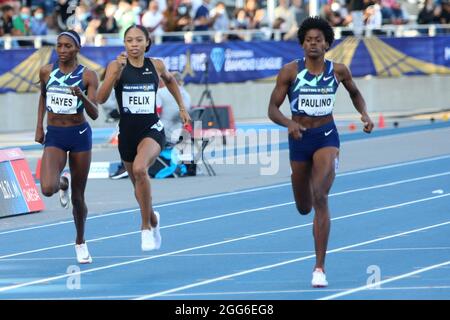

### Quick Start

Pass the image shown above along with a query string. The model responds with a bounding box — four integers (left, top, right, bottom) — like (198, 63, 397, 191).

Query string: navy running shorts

(288, 120, 340, 162)
(45, 122, 92, 153)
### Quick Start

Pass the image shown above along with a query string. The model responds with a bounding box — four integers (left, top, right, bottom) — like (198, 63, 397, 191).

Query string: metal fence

(0, 24, 449, 49)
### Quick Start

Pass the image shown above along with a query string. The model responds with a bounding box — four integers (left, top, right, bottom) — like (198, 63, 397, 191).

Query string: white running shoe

(59, 172, 71, 209)
(75, 243, 93, 264)
(311, 268, 328, 288)
(141, 229, 156, 251)
(153, 211, 161, 250)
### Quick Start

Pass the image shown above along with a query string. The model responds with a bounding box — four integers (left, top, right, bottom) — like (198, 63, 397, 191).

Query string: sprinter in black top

(97, 25, 191, 252)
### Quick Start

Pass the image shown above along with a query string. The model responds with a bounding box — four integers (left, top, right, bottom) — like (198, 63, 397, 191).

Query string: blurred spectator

(244, 0, 266, 29)
(417, 0, 440, 24)
(176, 0, 193, 31)
(115, 0, 137, 38)
(322, 1, 348, 27)
(229, 7, 249, 40)
(0, 4, 16, 36)
(290, 0, 308, 25)
(193, 0, 211, 42)
(98, 2, 119, 34)
(380, 0, 406, 24)
(439, 0, 450, 25)
(364, 1, 383, 34)
(162, 0, 180, 41)
(66, 4, 90, 34)
(84, 6, 102, 44)
(273, 0, 296, 40)
(156, 0, 167, 13)
(283, 0, 308, 40)
(13, 6, 32, 35)
(131, 0, 143, 24)
(54, 0, 73, 32)
(31, 0, 55, 16)
(30, 6, 48, 35)
(142, 0, 164, 36)
(210, 1, 229, 32)
(347, 0, 365, 36)
(157, 71, 191, 145)
(162, 0, 177, 32)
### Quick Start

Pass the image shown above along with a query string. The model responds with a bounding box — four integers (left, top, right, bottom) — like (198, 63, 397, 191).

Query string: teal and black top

(45, 62, 86, 114)
(288, 58, 339, 117)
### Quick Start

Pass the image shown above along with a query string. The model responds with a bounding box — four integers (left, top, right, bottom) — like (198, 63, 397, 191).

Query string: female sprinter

(97, 25, 191, 251)
(35, 30, 99, 264)
(268, 17, 374, 287)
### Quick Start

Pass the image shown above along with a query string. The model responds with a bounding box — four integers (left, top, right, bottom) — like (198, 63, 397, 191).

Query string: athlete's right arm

(268, 63, 305, 140)
(35, 66, 50, 144)
(97, 57, 125, 104)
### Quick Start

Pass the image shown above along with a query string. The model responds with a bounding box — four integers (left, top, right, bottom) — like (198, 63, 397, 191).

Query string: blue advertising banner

(0, 36, 449, 93)
(0, 161, 29, 217)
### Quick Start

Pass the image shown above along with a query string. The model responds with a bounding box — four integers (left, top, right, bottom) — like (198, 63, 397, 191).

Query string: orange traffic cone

(109, 133, 119, 145)
(378, 113, 386, 129)
(348, 123, 357, 131)
(35, 158, 42, 180)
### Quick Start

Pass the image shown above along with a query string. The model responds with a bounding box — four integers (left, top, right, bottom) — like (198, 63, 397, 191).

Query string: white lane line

(1, 196, 449, 294)
(135, 220, 450, 300)
(3, 247, 450, 261)
(10, 285, 450, 300)
(0, 175, 449, 260)
(2, 154, 450, 235)
(319, 260, 450, 300)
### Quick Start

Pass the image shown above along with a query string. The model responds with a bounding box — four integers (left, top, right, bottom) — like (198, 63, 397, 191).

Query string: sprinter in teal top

(46, 62, 87, 114)
(268, 17, 374, 288)
(35, 30, 99, 265)
(288, 58, 339, 117)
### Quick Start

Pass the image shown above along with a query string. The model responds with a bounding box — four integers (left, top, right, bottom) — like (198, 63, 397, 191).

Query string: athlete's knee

(313, 190, 329, 209)
(71, 195, 85, 208)
(40, 183, 58, 197)
(132, 164, 148, 180)
(71, 194, 87, 213)
(295, 203, 312, 215)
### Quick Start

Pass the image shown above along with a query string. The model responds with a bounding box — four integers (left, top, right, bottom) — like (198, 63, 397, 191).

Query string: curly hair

(297, 16, 335, 47)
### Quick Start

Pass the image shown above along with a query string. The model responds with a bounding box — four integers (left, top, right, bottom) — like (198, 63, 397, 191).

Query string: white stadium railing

(0, 24, 449, 49)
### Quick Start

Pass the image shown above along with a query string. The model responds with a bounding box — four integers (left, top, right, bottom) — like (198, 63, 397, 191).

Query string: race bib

(122, 84, 156, 114)
(298, 87, 335, 117)
(46, 86, 78, 114)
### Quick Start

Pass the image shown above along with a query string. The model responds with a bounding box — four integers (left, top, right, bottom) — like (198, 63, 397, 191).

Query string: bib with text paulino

(46, 86, 78, 114)
(122, 83, 156, 114)
(297, 86, 335, 117)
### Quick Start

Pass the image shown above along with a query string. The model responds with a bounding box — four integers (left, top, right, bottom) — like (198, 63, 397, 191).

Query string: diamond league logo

(210, 47, 225, 73)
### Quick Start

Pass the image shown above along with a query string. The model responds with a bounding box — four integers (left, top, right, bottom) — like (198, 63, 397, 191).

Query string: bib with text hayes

(46, 86, 78, 114)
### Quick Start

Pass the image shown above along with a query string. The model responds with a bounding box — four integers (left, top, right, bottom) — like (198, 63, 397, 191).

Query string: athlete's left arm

(153, 59, 191, 125)
(335, 63, 374, 133)
(72, 69, 99, 120)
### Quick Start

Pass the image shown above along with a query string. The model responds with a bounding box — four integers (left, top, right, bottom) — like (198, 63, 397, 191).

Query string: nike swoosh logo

(79, 128, 88, 134)
(69, 75, 80, 79)
(324, 129, 334, 136)
(323, 76, 333, 81)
